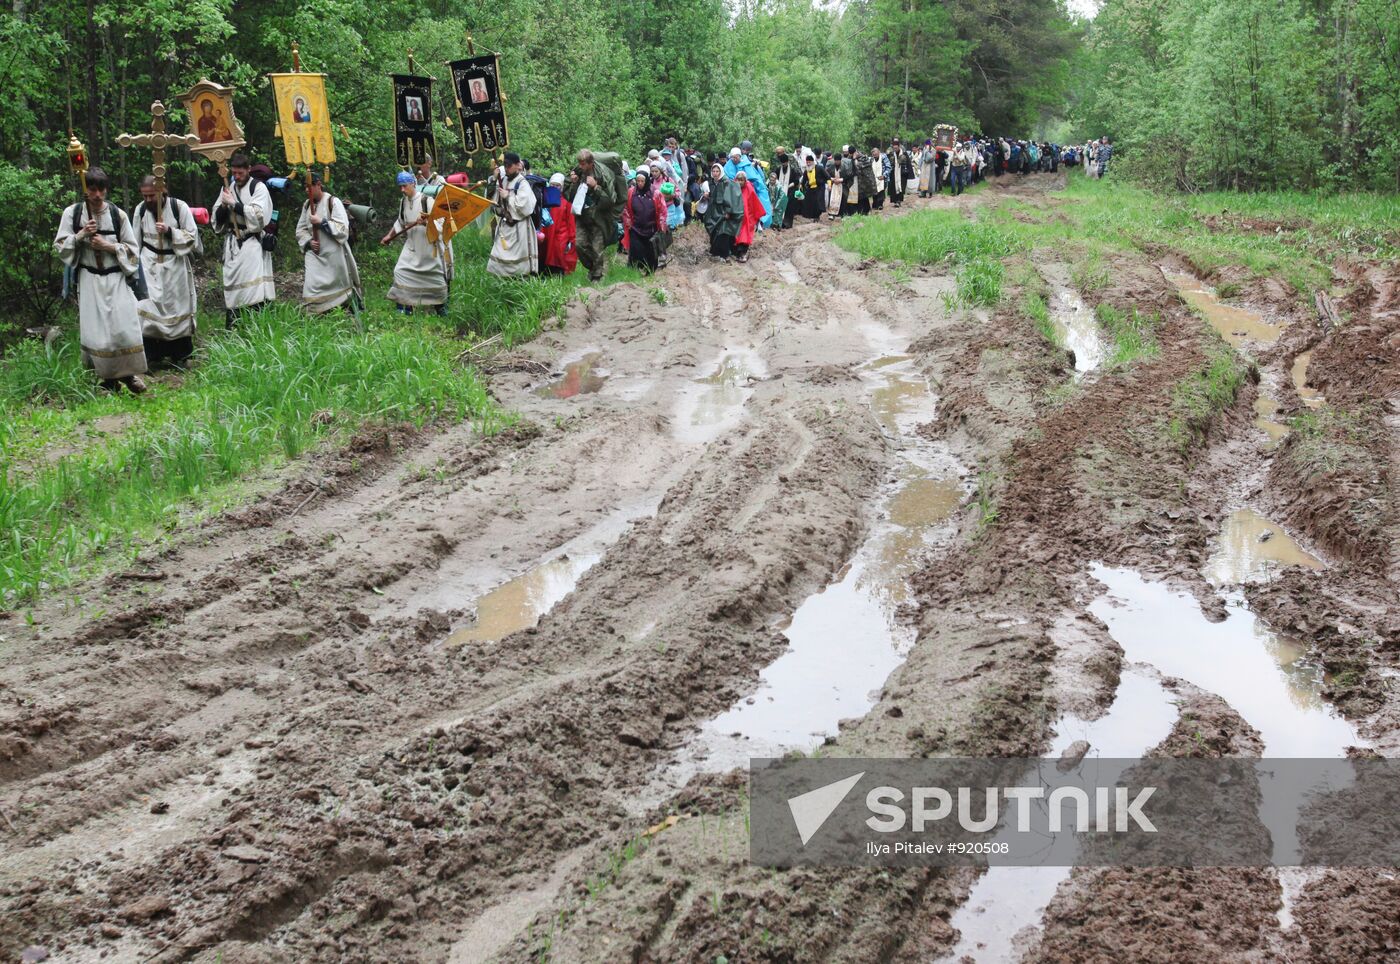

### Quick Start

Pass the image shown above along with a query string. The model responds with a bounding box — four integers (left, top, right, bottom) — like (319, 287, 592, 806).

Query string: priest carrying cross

(116, 101, 204, 367)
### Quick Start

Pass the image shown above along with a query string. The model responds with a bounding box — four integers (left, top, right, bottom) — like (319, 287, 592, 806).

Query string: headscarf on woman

(733, 171, 765, 262)
(622, 170, 667, 272)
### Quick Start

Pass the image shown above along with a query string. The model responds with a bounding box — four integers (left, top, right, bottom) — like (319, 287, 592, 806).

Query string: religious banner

(447, 54, 509, 154)
(269, 69, 335, 166)
(392, 73, 437, 167)
(425, 183, 491, 244)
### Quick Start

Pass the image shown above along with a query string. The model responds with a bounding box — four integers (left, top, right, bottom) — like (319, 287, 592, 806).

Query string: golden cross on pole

(116, 100, 202, 198)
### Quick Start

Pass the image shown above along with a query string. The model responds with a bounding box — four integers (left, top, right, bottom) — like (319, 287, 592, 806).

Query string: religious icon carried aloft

(178, 78, 247, 178)
(269, 43, 336, 167)
(392, 71, 437, 167)
(448, 53, 509, 154)
(933, 125, 959, 151)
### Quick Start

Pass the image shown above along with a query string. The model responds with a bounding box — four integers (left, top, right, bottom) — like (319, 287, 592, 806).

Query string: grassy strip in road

(1094, 303, 1161, 367)
(835, 201, 1015, 307)
(1166, 342, 1249, 452)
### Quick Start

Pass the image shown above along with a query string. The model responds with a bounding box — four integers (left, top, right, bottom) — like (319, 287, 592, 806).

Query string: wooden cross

(116, 100, 202, 197)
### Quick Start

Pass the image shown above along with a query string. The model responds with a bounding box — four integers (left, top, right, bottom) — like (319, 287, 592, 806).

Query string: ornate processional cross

(116, 100, 202, 197)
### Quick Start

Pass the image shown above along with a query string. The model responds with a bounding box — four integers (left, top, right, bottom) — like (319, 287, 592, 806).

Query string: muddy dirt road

(3, 175, 1398, 962)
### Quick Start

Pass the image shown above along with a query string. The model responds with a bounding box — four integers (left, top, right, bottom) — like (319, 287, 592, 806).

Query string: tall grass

(0, 305, 490, 603)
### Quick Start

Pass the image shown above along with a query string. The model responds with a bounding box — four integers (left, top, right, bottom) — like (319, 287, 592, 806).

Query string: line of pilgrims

(52, 151, 454, 392)
(54, 130, 1073, 393)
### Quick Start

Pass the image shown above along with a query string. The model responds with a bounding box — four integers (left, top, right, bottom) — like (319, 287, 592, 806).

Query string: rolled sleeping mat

(445, 172, 469, 187)
(345, 202, 376, 224)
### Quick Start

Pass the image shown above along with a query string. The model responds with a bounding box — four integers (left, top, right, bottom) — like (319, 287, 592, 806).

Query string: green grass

(1022, 291, 1059, 346)
(1094, 303, 1161, 367)
(1166, 343, 1249, 451)
(1285, 408, 1374, 475)
(1057, 176, 1392, 296)
(0, 305, 493, 603)
(835, 208, 1019, 307)
(389, 229, 647, 347)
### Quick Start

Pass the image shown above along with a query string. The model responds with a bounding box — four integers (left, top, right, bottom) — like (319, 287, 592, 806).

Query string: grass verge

(0, 305, 493, 604)
(0, 227, 645, 605)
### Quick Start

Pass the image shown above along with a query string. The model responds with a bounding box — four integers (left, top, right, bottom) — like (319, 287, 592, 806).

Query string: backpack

(246, 173, 287, 252)
(524, 173, 549, 230)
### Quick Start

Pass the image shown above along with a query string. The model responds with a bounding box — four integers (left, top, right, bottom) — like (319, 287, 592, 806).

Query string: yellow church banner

(427, 184, 491, 244)
(269, 71, 335, 166)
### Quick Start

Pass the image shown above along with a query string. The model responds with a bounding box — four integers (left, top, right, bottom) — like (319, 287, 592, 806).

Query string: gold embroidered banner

(269, 71, 335, 166)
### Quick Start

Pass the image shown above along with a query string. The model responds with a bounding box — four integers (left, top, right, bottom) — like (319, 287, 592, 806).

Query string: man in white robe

(486, 152, 538, 278)
(382, 171, 448, 313)
(416, 156, 455, 288)
(212, 153, 276, 327)
(53, 166, 148, 393)
(132, 174, 201, 366)
(296, 172, 361, 315)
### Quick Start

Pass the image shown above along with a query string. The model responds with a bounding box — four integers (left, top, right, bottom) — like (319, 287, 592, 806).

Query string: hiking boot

(122, 375, 147, 395)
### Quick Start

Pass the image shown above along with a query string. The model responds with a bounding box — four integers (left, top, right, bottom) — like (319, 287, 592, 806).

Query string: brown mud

(2, 174, 1398, 962)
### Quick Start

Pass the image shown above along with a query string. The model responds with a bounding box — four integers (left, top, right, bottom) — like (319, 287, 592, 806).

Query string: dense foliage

(1067, 0, 1400, 191)
(1, 0, 1078, 334)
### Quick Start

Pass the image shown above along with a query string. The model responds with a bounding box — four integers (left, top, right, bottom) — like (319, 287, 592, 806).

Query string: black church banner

(392, 74, 437, 167)
(448, 54, 509, 154)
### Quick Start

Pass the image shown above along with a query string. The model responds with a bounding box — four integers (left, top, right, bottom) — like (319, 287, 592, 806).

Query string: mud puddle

(1050, 286, 1105, 376)
(1290, 350, 1326, 408)
(443, 496, 662, 648)
(949, 551, 1356, 958)
(671, 347, 766, 445)
(535, 351, 607, 399)
(1203, 508, 1324, 585)
(1254, 395, 1290, 445)
(942, 670, 1179, 962)
(659, 354, 964, 788)
(773, 259, 803, 285)
(1089, 565, 1357, 756)
(1163, 270, 1284, 349)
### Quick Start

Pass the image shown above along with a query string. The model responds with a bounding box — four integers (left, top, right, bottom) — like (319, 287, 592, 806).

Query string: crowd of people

(52, 130, 1114, 393)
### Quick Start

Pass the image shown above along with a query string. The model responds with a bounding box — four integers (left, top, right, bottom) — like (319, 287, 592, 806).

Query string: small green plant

(975, 471, 999, 529)
(1165, 344, 1247, 451)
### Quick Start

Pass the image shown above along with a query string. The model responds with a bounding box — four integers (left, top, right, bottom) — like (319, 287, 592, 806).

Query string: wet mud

(3, 174, 1399, 963)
